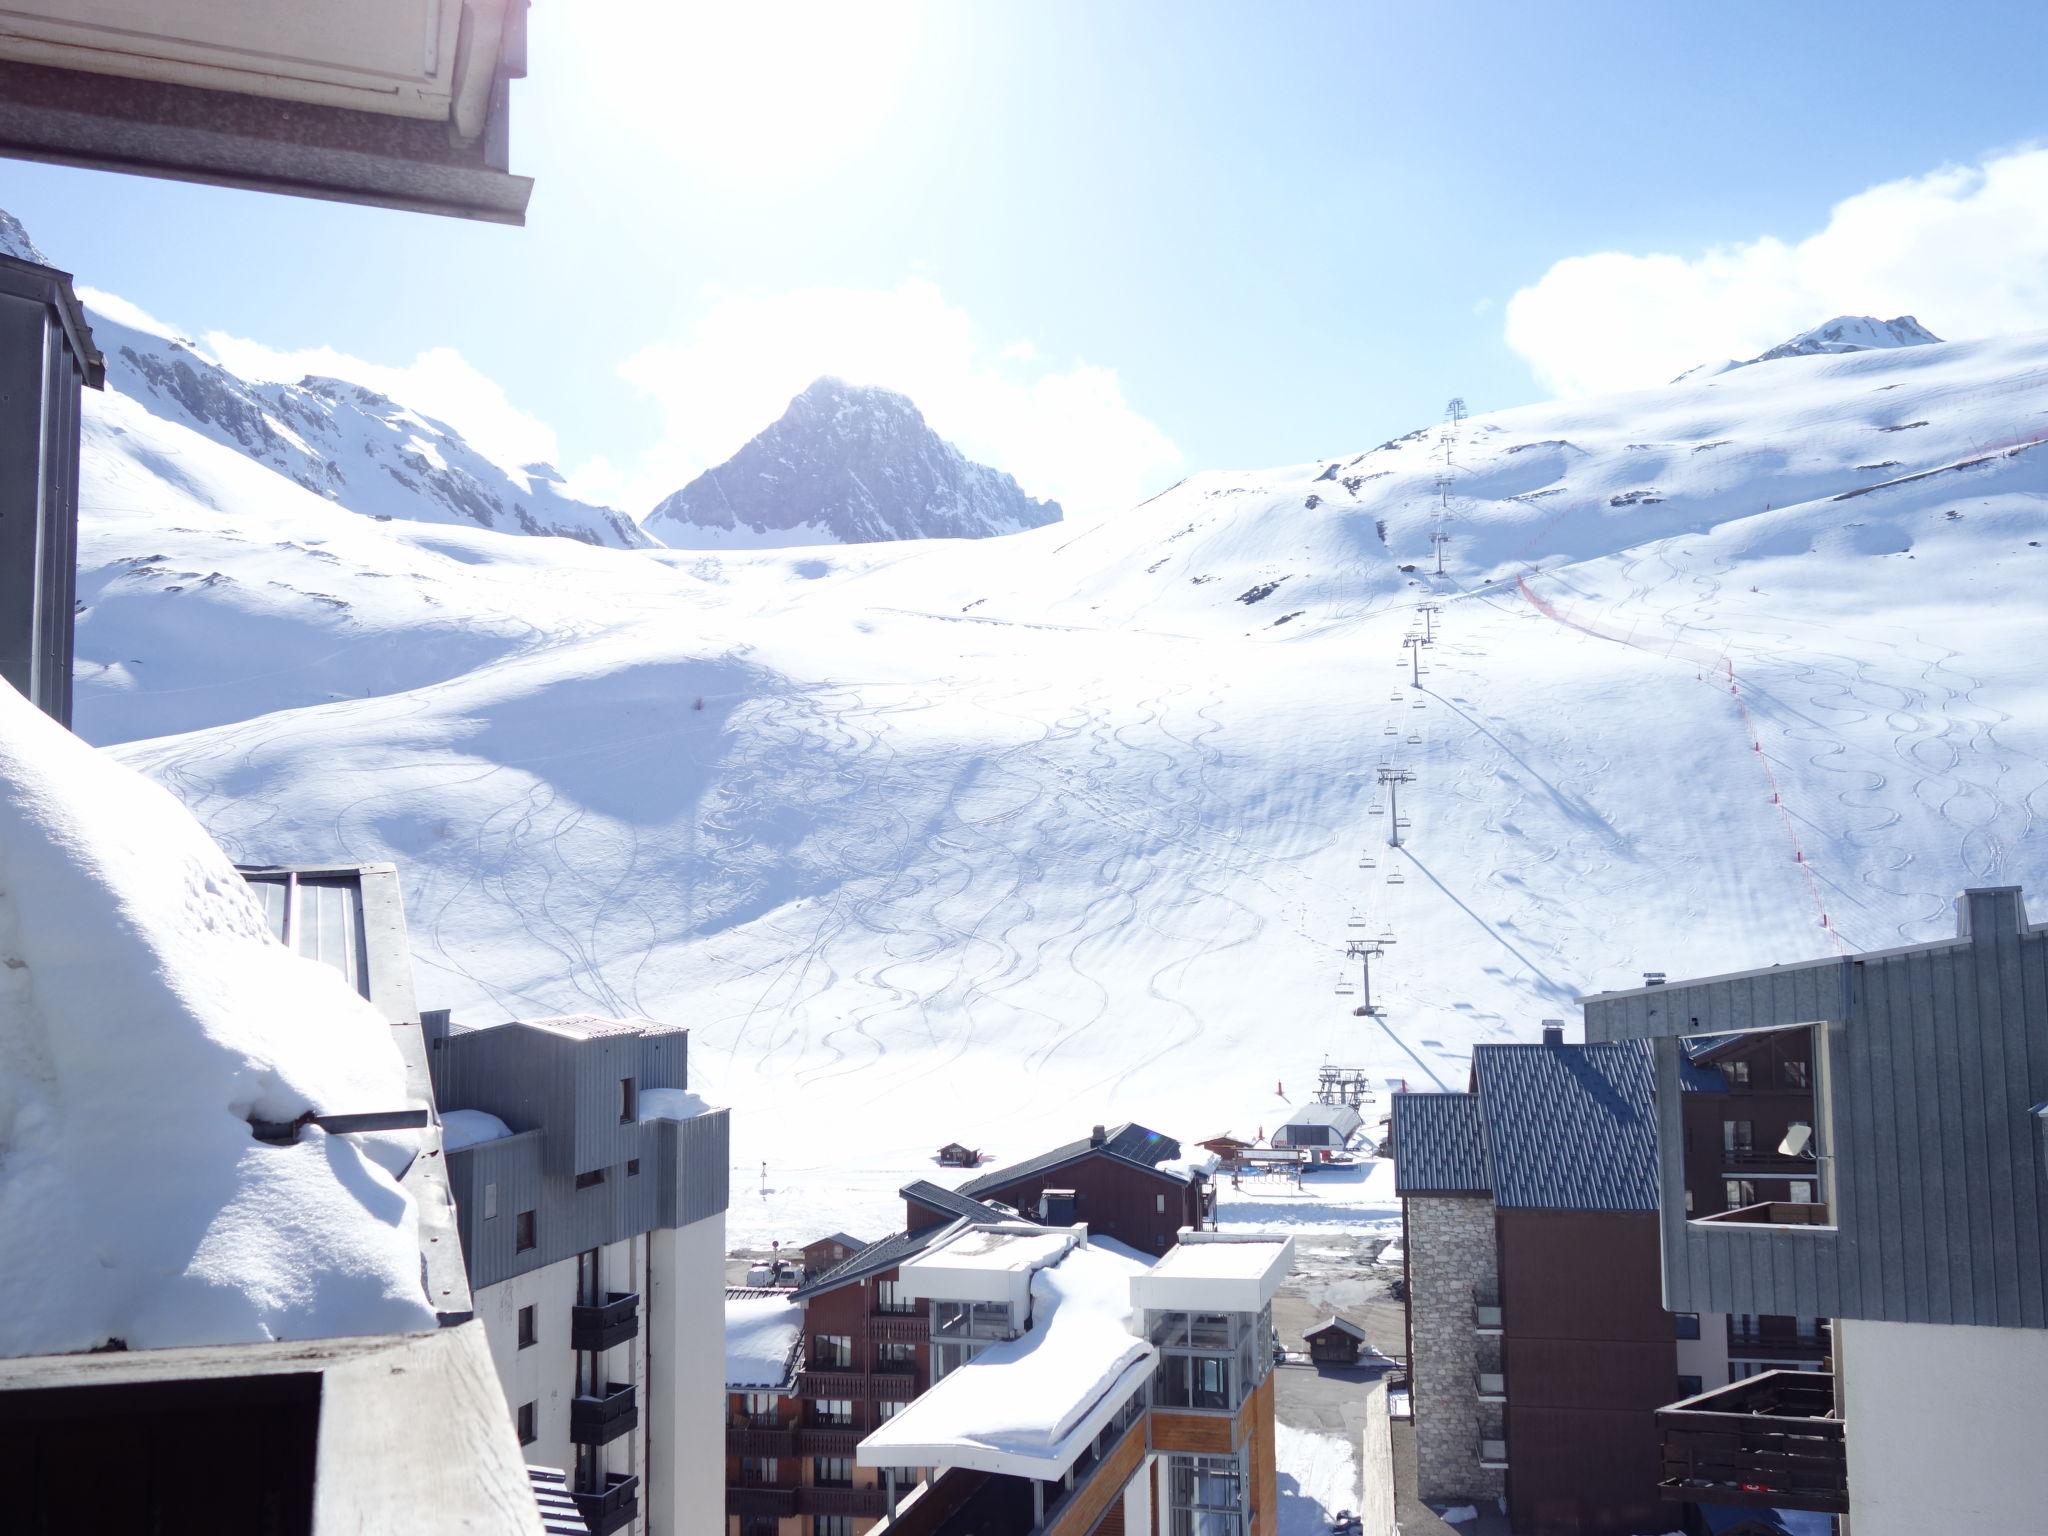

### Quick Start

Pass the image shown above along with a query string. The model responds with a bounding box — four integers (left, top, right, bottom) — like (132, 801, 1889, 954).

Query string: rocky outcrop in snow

(1748, 314, 1942, 364)
(644, 377, 1061, 548)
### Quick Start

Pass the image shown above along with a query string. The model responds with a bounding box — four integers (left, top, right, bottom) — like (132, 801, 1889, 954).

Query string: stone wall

(1407, 1195, 1505, 1505)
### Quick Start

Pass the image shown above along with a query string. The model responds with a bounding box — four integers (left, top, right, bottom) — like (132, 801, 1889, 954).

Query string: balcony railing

(570, 1382, 638, 1447)
(1721, 1147, 1813, 1172)
(1727, 1326, 1828, 1361)
(571, 1290, 641, 1353)
(572, 1473, 640, 1536)
(870, 1312, 928, 1343)
(798, 1485, 889, 1517)
(797, 1426, 861, 1456)
(1657, 1369, 1847, 1514)
(728, 1484, 798, 1519)
(801, 1368, 875, 1400)
(727, 1425, 796, 1457)
(1695, 1201, 1831, 1228)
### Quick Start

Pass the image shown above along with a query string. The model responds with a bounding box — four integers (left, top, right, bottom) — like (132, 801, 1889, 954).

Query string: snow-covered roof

(857, 1238, 1152, 1479)
(896, 1224, 1079, 1306)
(1306, 1315, 1367, 1341)
(638, 1086, 713, 1123)
(442, 1109, 514, 1151)
(725, 1287, 803, 1391)
(0, 683, 437, 1355)
(1130, 1234, 1293, 1313)
(1280, 1102, 1365, 1131)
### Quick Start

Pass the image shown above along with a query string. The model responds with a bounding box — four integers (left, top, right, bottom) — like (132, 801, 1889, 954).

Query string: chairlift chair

(1335, 974, 1355, 995)
(1368, 804, 1384, 815)
(1347, 913, 1367, 928)
(1386, 869, 1406, 884)
(1406, 732, 1422, 743)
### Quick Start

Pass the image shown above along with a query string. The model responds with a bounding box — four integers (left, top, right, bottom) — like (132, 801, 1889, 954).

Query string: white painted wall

(1124, 1452, 1154, 1536)
(1840, 1317, 2048, 1536)
(648, 1211, 728, 1536)
(1674, 1310, 1729, 1390)
(477, 1255, 580, 1474)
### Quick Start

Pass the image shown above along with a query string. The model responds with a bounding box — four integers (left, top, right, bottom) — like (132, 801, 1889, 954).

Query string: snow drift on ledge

(0, 682, 436, 1355)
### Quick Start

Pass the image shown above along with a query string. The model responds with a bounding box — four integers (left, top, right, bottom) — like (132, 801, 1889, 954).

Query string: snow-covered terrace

(725, 1287, 803, 1393)
(858, 1226, 1154, 1481)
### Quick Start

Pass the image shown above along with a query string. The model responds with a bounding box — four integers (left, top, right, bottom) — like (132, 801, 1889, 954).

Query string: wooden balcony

(572, 1472, 640, 1536)
(727, 1484, 798, 1519)
(571, 1290, 640, 1353)
(727, 1425, 796, 1457)
(800, 1368, 874, 1400)
(797, 1426, 861, 1456)
(569, 1382, 637, 1447)
(798, 1484, 889, 1517)
(1695, 1201, 1831, 1227)
(870, 1311, 928, 1343)
(1657, 1369, 1847, 1514)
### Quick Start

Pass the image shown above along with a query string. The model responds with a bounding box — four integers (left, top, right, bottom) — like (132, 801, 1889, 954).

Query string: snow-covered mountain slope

(89, 304, 651, 549)
(1677, 314, 1943, 381)
(645, 376, 1061, 548)
(1751, 314, 1941, 363)
(80, 325, 2048, 1245)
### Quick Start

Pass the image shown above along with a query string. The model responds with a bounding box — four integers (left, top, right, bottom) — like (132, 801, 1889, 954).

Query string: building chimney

(1090, 1124, 1106, 1147)
(1540, 1020, 1564, 1046)
(1643, 971, 1667, 987)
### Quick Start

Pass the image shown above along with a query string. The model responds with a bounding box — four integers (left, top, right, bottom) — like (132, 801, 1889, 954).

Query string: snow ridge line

(1514, 575, 1847, 951)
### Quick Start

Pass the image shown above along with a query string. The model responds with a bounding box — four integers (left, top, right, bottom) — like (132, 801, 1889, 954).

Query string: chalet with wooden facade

(1583, 886, 2048, 1536)
(1303, 1316, 1368, 1366)
(949, 1123, 1217, 1254)
(1393, 1024, 1744, 1535)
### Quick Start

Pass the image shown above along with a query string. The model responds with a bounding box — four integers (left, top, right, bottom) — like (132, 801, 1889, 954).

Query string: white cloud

(1505, 146, 2048, 397)
(590, 278, 1181, 517)
(198, 332, 560, 475)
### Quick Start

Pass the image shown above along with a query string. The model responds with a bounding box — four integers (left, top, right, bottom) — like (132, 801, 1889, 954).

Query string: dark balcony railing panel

(1656, 1370, 1847, 1515)
(572, 1290, 641, 1353)
(800, 1369, 873, 1400)
(1695, 1201, 1831, 1227)
(797, 1426, 861, 1456)
(798, 1485, 889, 1517)
(570, 1383, 639, 1447)
(728, 1485, 799, 1518)
(728, 1426, 796, 1456)
(573, 1473, 640, 1536)
(870, 1311, 927, 1342)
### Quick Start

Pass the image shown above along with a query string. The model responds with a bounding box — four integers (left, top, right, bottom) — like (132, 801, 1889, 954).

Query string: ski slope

(79, 329, 2048, 1245)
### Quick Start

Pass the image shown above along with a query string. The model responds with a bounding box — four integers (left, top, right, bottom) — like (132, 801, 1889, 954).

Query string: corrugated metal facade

(1583, 885, 2048, 1329)
(432, 1017, 730, 1291)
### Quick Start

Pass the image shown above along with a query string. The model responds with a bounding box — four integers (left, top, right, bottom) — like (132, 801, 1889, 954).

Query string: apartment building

(427, 1009, 733, 1536)
(1393, 1027, 1746, 1535)
(727, 1123, 1219, 1536)
(854, 1224, 1294, 1536)
(1582, 885, 2048, 1536)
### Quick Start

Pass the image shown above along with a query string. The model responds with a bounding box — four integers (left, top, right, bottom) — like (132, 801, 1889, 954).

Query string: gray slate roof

(957, 1121, 1186, 1198)
(900, 1179, 1019, 1230)
(1390, 1093, 1490, 1196)
(1471, 1041, 1660, 1211)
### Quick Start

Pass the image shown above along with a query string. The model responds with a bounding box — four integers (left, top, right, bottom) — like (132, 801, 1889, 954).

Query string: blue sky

(7, 1, 2047, 516)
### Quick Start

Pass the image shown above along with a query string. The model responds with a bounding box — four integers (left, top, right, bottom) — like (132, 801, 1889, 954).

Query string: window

(876, 1278, 916, 1314)
(739, 1457, 778, 1486)
(1673, 1312, 1700, 1340)
(877, 1398, 904, 1421)
(814, 1334, 853, 1368)
(1722, 1120, 1754, 1154)
(876, 1340, 916, 1371)
(1725, 1179, 1756, 1210)
(812, 1398, 855, 1428)
(483, 1181, 498, 1219)
(1725, 1059, 1751, 1086)
(1684, 1187, 1695, 1214)
(515, 1210, 537, 1251)
(620, 1076, 638, 1124)
(812, 1456, 854, 1488)
(1676, 1375, 1703, 1400)
(516, 1401, 536, 1445)
(1782, 1059, 1811, 1089)
(1156, 1193, 1166, 1213)
(575, 1168, 606, 1190)
(743, 1392, 780, 1426)
(627, 1158, 640, 1177)
(517, 1304, 536, 1349)
(1167, 1453, 1246, 1536)
(816, 1519, 854, 1536)
(1790, 1179, 1816, 1204)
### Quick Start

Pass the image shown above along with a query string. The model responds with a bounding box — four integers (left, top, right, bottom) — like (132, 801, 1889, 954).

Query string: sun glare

(595, 2, 921, 184)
